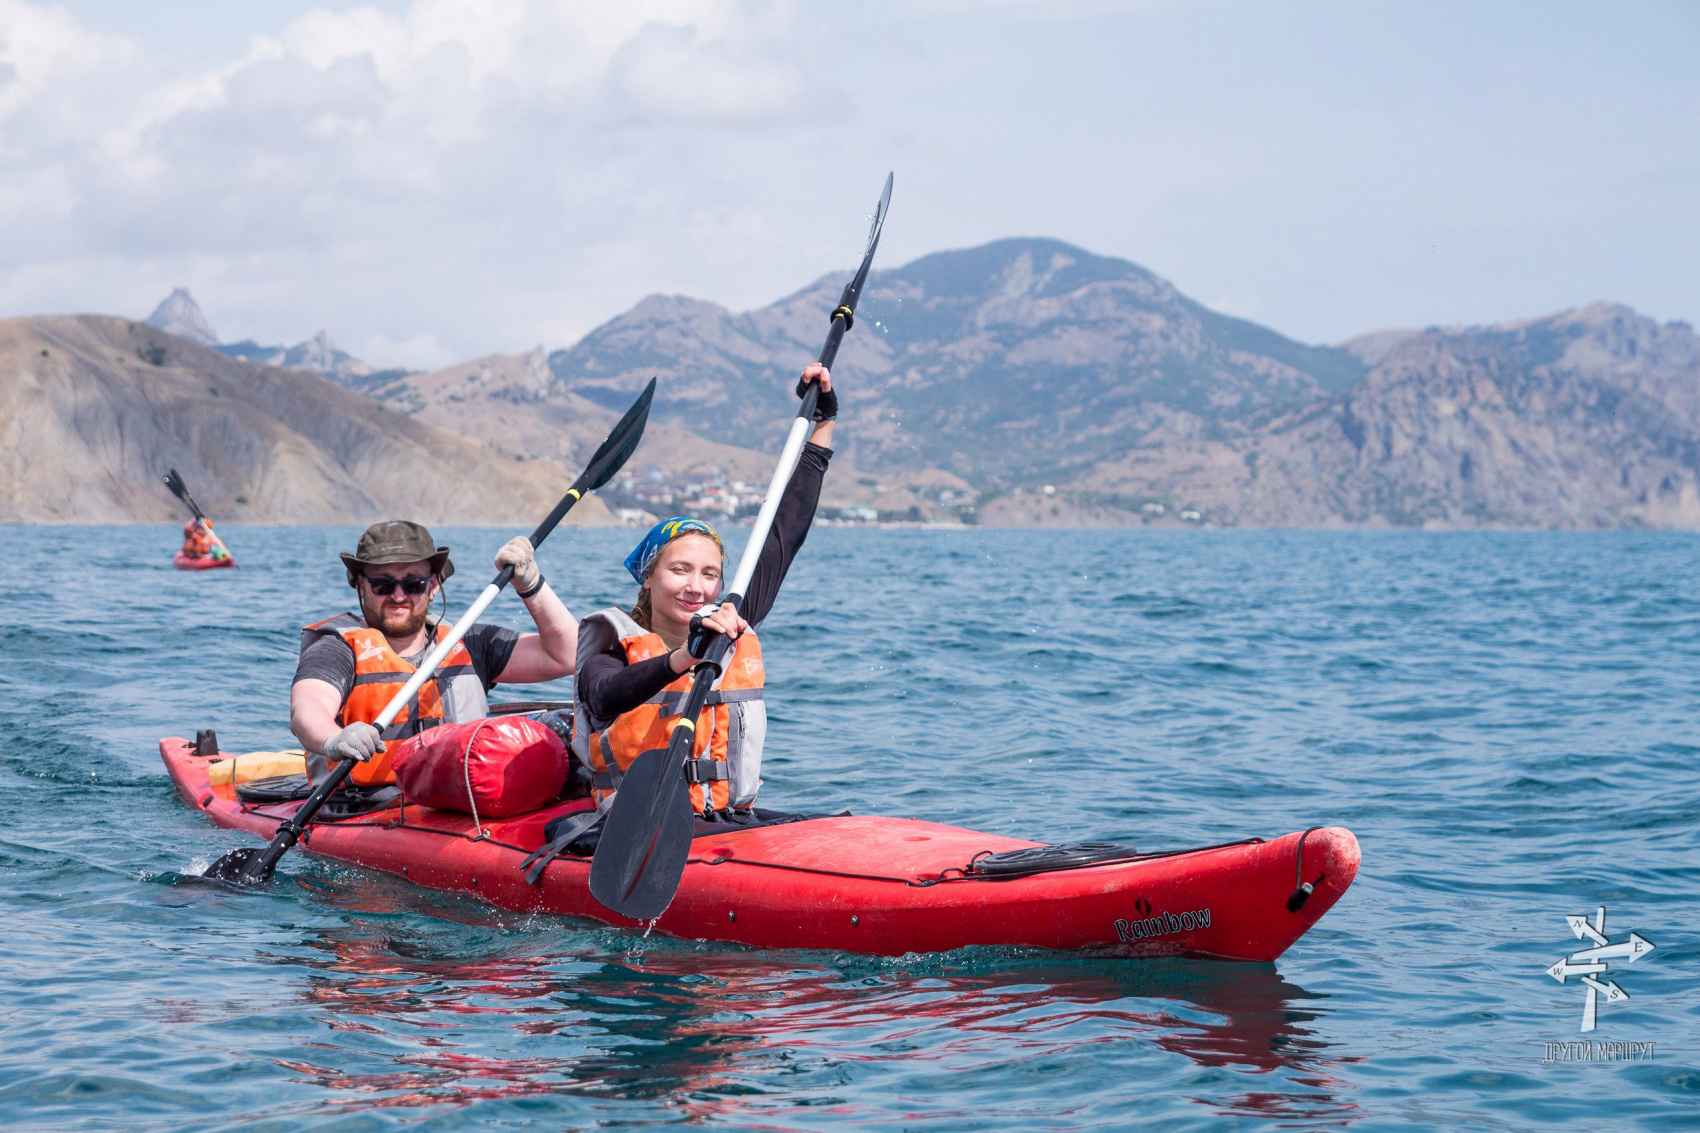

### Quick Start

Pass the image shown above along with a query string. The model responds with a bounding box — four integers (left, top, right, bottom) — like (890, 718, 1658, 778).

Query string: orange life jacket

(183, 522, 214, 558)
(572, 607, 767, 815)
(299, 613, 489, 787)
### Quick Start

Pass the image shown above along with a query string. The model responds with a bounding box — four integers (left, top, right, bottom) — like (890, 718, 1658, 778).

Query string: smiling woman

(572, 363, 835, 820)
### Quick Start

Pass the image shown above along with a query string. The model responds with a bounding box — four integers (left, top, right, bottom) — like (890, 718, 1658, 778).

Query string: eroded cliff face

(1072, 305, 1700, 528)
(0, 315, 613, 525)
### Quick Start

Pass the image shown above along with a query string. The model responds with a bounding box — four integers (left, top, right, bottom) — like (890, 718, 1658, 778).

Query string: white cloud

(1, 0, 1696, 361)
(0, 0, 822, 362)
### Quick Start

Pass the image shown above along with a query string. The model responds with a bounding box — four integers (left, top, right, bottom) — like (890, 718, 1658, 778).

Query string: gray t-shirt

(293, 622, 521, 701)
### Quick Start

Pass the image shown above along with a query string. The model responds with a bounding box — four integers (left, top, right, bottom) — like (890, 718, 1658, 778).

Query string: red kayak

(161, 736, 1358, 960)
(174, 552, 236, 570)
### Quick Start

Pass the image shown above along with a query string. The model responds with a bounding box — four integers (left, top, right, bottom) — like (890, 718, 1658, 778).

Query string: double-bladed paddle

(164, 468, 206, 521)
(200, 378, 657, 886)
(165, 467, 235, 562)
(588, 174, 894, 921)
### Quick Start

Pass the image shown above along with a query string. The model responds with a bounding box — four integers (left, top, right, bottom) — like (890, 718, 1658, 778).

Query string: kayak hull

(161, 737, 1358, 960)
(174, 552, 236, 570)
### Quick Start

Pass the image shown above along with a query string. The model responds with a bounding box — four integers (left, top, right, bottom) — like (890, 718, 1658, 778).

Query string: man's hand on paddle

(494, 535, 542, 595)
(323, 721, 384, 763)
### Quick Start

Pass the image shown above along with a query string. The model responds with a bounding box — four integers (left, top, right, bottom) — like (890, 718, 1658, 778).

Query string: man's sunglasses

(364, 574, 433, 597)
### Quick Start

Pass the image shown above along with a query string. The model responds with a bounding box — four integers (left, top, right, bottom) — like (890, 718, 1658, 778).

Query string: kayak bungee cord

(230, 788, 1273, 890)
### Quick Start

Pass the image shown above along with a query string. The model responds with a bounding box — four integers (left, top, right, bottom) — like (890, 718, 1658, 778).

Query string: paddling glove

(794, 375, 838, 421)
(323, 721, 384, 763)
(495, 536, 544, 598)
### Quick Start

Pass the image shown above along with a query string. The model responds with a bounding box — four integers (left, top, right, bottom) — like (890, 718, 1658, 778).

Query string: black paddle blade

(841, 173, 894, 311)
(866, 171, 894, 257)
(163, 468, 204, 519)
(582, 376, 656, 492)
(199, 846, 267, 886)
(587, 746, 695, 920)
(526, 378, 655, 550)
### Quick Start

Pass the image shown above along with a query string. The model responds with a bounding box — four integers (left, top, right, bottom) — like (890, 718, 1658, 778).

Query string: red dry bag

(390, 715, 569, 818)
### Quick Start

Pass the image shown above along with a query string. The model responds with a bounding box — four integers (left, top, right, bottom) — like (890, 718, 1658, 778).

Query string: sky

(1, 0, 1696, 369)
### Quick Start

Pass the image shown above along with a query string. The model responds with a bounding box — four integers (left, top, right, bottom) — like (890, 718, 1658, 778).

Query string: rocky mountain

(0, 315, 615, 525)
(360, 347, 785, 517)
(140, 287, 392, 386)
(542, 239, 1700, 528)
(215, 330, 393, 388)
(548, 239, 1369, 502)
(144, 287, 219, 347)
(21, 248, 1700, 530)
(1069, 304, 1700, 528)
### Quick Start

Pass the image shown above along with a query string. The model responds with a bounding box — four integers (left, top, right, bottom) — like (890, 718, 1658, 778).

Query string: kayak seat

(234, 774, 314, 804)
(318, 784, 403, 819)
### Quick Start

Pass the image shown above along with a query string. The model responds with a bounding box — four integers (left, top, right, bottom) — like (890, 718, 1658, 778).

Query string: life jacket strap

(593, 731, 621, 792)
(589, 749, 729, 791)
(654, 687, 764, 719)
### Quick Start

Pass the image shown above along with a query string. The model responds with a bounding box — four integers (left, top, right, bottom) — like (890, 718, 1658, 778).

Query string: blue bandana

(624, 517, 722, 585)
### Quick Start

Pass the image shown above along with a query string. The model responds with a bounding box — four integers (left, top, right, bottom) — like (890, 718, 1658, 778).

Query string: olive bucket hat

(340, 520, 455, 588)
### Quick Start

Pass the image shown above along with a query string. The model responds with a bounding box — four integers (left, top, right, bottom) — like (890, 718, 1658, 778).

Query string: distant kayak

(173, 551, 236, 571)
(162, 734, 1359, 960)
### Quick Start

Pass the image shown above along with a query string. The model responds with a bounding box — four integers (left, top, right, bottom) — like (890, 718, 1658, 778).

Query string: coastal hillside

(548, 238, 1368, 494)
(9, 243, 1698, 529)
(1068, 303, 1700, 528)
(0, 315, 614, 525)
(544, 241, 1700, 528)
(361, 348, 779, 493)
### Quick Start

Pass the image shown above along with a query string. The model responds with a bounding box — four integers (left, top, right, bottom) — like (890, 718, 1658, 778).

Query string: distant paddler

(290, 520, 578, 807)
(179, 518, 231, 564)
(164, 468, 236, 570)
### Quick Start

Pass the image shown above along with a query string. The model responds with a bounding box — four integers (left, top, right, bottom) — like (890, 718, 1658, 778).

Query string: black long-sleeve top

(577, 441, 831, 722)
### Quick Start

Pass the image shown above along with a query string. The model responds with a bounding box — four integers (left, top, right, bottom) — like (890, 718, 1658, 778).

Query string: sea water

(0, 525, 1694, 1130)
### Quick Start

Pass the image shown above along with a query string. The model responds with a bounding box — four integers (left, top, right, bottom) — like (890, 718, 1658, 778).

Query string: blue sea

(0, 525, 1694, 1130)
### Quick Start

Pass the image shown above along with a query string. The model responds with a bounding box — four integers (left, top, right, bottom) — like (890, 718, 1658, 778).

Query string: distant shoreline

(7, 520, 1697, 534)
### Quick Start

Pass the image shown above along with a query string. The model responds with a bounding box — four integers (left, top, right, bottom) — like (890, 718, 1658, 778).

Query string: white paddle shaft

(372, 580, 505, 729)
(725, 414, 815, 601)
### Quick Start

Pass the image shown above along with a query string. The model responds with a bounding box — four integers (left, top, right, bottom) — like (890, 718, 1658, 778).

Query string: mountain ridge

(17, 239, 1700, 529)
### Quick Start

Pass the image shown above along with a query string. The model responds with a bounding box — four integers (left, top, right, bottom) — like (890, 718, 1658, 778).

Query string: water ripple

(0, 526, 1696, 1129)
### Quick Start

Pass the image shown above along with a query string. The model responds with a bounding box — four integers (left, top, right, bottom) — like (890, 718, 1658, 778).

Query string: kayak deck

(162, 737, 1358, 960)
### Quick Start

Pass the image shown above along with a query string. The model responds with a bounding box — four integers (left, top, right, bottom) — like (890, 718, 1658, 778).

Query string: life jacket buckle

(682, 758, 729, 785)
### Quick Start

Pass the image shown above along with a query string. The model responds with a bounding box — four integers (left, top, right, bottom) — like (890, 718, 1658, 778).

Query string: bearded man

(290, 520, 576, 790)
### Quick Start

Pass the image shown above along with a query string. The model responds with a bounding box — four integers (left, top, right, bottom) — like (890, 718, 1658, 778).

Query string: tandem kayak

(174, 552, 236, 570)
(161, 736, 1358, 960)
